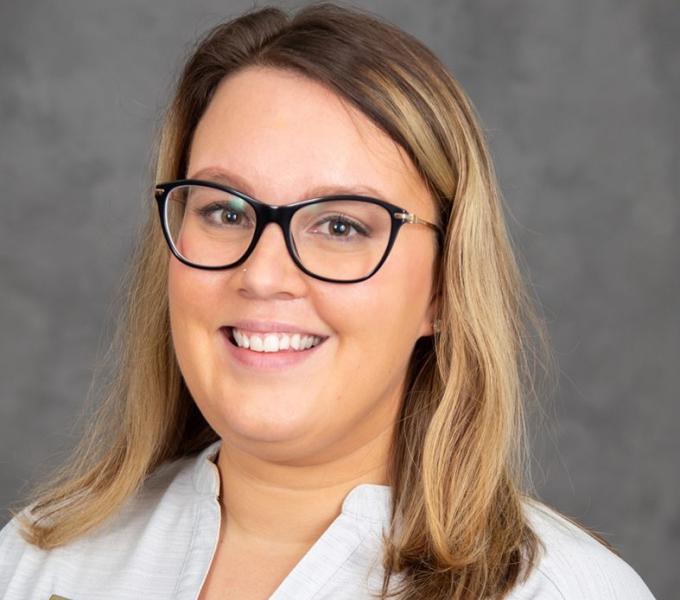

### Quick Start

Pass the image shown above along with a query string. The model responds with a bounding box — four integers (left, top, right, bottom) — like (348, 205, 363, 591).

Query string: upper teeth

(232, 328, 324, 352)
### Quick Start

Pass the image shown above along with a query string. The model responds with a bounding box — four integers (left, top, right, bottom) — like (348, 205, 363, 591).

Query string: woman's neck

(214, 427, 393, 550)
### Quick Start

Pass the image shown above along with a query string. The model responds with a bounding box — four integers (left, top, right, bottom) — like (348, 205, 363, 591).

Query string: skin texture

(168, 66, 438, 581)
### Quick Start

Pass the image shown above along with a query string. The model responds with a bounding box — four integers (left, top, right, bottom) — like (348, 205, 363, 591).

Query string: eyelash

(195, 203, 253, 226)
(311, 215, 370, 237)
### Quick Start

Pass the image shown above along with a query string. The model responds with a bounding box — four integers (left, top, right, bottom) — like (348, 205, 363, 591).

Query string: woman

(0, 3, 656, 600)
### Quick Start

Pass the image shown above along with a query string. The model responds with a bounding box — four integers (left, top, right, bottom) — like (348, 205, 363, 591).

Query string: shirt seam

(535, 564, 568, 600)
(172, 499, 202, 596)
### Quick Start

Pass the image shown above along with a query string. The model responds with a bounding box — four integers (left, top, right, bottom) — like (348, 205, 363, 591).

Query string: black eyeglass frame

(154, 179, 445, 284)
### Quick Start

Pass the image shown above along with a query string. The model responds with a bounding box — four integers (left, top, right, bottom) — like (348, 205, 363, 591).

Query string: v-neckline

(193, 440, 394, 599)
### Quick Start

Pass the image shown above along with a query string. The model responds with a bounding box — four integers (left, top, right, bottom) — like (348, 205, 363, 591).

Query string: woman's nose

(236, 222, 308, 298)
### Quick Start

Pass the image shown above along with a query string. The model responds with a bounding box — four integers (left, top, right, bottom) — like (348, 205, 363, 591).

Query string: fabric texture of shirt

(0, 439, 657, 599)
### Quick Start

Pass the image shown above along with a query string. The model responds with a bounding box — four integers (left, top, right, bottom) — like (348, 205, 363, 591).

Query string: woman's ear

(418, 287, 441, 338)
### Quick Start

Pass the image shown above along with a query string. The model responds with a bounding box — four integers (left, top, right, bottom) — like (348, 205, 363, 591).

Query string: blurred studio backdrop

(0, 1, 677, 596)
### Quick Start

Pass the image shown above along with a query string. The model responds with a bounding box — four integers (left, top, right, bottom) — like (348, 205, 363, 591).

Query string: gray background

(0, 0, 677, 596)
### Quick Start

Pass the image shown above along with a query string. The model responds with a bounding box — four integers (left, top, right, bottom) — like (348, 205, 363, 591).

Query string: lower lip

(220, 327, 328, 371)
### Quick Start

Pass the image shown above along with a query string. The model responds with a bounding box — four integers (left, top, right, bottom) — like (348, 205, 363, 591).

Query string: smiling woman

(0, 3, 656, 600)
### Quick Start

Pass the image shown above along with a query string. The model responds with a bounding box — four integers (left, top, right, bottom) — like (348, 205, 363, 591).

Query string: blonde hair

(10, 3, 614, 598)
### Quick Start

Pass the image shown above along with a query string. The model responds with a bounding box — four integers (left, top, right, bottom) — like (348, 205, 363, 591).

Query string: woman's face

(168, 66, 439, 464)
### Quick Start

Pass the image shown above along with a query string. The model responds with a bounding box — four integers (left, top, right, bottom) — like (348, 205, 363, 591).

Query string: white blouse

(0, 439, 656, 599)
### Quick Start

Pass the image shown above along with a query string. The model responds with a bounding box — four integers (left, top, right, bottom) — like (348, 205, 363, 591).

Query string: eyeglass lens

(164, 184, 393, 281)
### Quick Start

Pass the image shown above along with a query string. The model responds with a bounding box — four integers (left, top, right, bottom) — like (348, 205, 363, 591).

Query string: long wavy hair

(10, 3, 611, 599)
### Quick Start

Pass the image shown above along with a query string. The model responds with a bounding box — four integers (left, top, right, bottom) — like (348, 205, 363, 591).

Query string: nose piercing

(242, 267, 247, 272)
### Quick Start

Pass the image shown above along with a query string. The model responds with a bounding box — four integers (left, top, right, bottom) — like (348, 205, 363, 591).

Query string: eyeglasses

(154, 179, 444, 283)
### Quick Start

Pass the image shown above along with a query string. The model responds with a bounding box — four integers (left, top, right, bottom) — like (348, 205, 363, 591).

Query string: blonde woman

(0, 3, 656, 600)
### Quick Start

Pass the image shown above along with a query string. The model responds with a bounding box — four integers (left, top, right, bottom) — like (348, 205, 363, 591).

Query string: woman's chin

(218, 401, 321, 446)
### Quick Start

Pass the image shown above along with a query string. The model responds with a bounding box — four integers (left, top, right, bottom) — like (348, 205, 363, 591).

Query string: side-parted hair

(11, 3, 614, 599)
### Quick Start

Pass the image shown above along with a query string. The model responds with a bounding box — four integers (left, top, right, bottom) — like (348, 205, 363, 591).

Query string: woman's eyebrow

(187, 166, 389, 201)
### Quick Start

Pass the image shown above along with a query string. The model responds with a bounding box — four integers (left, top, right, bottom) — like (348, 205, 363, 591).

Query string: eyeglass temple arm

(394, 211, 444, 235)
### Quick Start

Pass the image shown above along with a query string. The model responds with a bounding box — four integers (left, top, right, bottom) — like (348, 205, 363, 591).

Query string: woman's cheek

(169, 261, 219, 320)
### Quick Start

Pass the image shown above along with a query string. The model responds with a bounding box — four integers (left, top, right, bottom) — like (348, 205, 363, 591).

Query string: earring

(433, 318, 441, 333)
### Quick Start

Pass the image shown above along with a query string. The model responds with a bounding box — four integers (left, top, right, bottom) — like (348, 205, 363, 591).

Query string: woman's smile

(231, 328, 324, 352)
(219, 324, 331, 372)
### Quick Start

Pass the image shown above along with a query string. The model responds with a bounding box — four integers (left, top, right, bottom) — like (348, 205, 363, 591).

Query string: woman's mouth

(225, 326, 326, 353)
(220, 326, 329, 371)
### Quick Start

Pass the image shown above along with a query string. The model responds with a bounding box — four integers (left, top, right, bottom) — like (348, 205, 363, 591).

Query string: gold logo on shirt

(49, 595, 72, 600)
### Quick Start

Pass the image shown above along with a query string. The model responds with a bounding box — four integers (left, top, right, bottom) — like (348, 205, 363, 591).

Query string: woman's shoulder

(0, 452, 193, 544)
(511, 497, 656, 600)
(0, 444, 218, 599)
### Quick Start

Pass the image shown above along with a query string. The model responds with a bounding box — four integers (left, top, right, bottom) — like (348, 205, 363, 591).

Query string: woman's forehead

(186, 67, 433, 213)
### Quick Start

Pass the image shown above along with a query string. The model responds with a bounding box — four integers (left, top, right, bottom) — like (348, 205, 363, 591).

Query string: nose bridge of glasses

(257, 201, 293, 225)
(249, 203, 297, 262)
(253, 201, 297, 243)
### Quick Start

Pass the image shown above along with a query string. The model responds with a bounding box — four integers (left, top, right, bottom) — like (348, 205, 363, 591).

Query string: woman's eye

(313, 216, 369, 238)
(220, 209, 243, 224)
(196, 203, 251, 226)
(326, 218, 352, 236)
